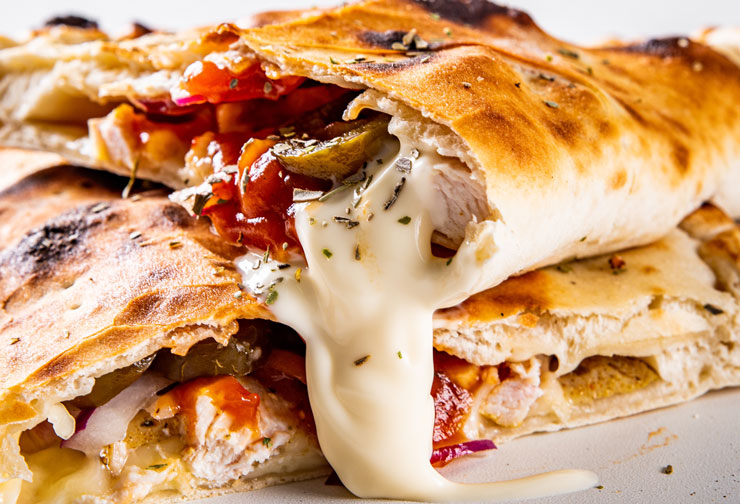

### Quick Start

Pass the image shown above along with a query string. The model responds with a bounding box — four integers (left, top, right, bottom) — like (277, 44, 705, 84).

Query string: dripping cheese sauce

(235, 113, 598, 499)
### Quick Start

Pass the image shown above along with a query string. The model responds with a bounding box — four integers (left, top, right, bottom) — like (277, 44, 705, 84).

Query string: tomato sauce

(179, 60, 305, 105)
(431, 371, 473, 449)
(200, 138, 330, 259)
(158, 376, 261, 439)
(113, 59, 356, 258)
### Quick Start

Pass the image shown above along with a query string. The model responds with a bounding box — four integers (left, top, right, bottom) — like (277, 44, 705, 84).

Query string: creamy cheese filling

(11, 374, 321, 504)
(237, 121, 597, 501)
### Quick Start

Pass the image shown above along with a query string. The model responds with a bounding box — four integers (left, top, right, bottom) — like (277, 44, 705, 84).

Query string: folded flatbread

(0, 159, 328, 503)
(435, 202, 740, 441)
(1, 153, 738, 504)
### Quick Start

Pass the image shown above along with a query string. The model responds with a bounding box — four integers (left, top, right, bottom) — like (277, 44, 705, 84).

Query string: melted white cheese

(237, 126, 598, 501)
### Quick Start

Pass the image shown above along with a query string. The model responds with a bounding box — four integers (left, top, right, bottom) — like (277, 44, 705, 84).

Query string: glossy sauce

(176, 60, 305, 105)
(201, 139, 330, 258)
(237, 121, 598, 500)
(154, 376, 260, 438)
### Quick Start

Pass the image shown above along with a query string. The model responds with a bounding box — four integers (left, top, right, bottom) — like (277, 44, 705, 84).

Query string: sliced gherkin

(274, 116, 391, 180)
(151, 322, 271, 382)
(71, 355, 155, 408)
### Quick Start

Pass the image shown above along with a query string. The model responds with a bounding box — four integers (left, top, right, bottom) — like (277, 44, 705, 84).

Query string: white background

(3, 1, 739, 503)
(1, 1, 740, 45)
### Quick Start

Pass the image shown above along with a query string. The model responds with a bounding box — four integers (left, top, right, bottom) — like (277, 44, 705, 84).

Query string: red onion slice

(430, 439, 497, 467)
(131, 97, 200, 117)
(62, 374, 171, 455)
(173, 94, 206, 107)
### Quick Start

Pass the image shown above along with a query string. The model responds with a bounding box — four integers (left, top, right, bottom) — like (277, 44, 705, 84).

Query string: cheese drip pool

(237, 120, 598, 501)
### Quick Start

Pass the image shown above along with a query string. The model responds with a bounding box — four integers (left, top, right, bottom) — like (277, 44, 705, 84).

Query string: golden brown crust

(679, 202, 737, 240)
(240, 0, 740, 192)
(228, 0, 740, 288)
(436, 205, 738, 329)
(0, 159, 270, 397)
(436, 270, 552, 322)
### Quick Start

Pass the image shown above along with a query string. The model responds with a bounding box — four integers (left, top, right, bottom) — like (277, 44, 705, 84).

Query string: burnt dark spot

(704, 303, 724, 315)
(359, 30, 408, 49)
(44, 15, 99, 30)
(158, 203, 193, 228)
(0, 205, 106, 277)
(609, 37, 693, 59)
(131, 22, 153, 36)
(359, 29, 443, 51)
(412, 0, 532, 27)
(549, 355, 560, 373)
(355, 54, 437, 74)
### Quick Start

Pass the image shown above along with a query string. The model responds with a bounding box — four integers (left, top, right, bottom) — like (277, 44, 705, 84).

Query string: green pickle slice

(71, 355, 155, 408)
(151, 322, 271, 382)
(274, 116, 391, 179)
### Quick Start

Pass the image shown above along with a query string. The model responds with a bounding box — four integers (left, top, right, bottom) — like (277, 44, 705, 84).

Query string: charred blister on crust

(359, 30, 409, 49)
(359, 29, 447, 51)
(607, 36, 733, 70)
(410, 0, 533, 28)
(157, 203, 195, 228)
(0, 204, 110, 277)
(44, 15, 99, 30)
(612, 37, 695, 58)
(354, 53, 438, 74)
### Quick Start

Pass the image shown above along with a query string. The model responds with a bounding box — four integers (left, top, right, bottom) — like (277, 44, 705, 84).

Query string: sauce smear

(155, 376, 260, 438)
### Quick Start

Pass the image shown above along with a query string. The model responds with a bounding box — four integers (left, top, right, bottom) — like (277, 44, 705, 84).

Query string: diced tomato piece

(263, 349, 307, 385)
(178, 60, 305, 106)
(252, 350, 314, 432)
(202, 139, 330, 259)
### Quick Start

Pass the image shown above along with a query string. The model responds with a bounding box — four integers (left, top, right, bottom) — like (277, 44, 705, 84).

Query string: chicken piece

(431, 158, 489, 250)
(150, 375, 304, 486)
(481, 358, 543, 428)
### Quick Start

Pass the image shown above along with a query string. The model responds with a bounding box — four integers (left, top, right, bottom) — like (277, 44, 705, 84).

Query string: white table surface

(4, 1, 739, 503)
(205, 387, 740, 504)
